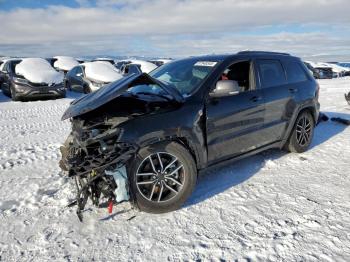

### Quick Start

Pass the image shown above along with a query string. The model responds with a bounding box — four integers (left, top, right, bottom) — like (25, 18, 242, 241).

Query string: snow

(0, 78, 350, 261)
(53, 56, 79, 71)
(15, 58, 64, 84)
(130, 59, 158, 73)
(83, 61, 122, 83)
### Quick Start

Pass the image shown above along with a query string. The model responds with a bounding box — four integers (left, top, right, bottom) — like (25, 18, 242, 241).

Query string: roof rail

(237, 51, 290, 56)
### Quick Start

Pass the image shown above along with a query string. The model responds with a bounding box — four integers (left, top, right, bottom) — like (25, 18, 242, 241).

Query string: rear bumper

(13, 83, 65, 98)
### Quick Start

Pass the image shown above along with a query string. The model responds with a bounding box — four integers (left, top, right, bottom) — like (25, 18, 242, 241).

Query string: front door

(206, 60, 265, 164)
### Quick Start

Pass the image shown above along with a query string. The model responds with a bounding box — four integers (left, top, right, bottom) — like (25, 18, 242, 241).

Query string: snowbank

(53, 56, 79, 71)
(130, 60, 158, 73)
(15, 58, 64, 84)
(83, 61, 122, 83)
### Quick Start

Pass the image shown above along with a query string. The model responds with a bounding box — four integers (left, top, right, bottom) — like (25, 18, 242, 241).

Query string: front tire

(129, 141, 197, 213)
(285, 111, 315, 153)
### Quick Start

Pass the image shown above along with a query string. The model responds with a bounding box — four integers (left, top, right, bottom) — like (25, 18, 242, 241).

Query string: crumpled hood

(61, 73, 184, 120)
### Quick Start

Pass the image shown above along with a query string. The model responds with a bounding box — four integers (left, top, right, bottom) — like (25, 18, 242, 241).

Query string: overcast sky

(0, 0, 349, 61)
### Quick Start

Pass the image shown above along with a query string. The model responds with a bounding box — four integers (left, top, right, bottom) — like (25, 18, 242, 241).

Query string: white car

(65, 61, 123, 93)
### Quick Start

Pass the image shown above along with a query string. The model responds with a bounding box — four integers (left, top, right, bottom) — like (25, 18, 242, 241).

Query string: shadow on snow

(185, 111, 349, 208)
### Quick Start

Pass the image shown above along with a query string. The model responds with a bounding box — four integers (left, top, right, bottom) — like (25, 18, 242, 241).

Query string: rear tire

(129, 141, 197, 213)
(285, 111, 315, 153)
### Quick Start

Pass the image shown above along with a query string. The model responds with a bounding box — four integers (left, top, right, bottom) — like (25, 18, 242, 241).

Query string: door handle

(250, 96, 262, 102)
(289, 88, 298, 93)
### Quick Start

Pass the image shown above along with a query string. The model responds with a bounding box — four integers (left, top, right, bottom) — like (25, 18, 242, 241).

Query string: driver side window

(218, 61, 252, 93)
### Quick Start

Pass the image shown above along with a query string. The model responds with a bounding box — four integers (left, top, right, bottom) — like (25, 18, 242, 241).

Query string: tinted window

(285, 61, 308, 83)
(258, 60, 286, 88)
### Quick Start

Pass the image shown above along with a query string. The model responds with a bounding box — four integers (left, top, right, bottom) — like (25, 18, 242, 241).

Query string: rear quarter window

(284, 60, 308, 83)
(257, 59, 287, 88)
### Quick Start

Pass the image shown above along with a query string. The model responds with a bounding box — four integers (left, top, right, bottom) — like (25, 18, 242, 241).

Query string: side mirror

(210, 80, 240, 98)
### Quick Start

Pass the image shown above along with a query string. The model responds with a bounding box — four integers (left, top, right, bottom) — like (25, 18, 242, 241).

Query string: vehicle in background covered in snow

(304, 61, 333, 79)
(321, 62, 349, 78)
(1, 58, 65, 101)
(338, 62, 350, 76)
(52, 56, 79, 75)
(91, 57, 116, 65)
(115, 60, 131, 71)
(120, 60, 158, 75)
(60, 51, 320, 220)
(64, 61, 122, 93)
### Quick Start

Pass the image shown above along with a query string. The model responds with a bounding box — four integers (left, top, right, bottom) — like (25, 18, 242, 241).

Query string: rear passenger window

(257, 60, 286, 88)
(285, 61, 308, 83)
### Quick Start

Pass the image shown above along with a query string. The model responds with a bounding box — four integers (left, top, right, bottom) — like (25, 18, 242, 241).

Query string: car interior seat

(226, 62, 250, 92)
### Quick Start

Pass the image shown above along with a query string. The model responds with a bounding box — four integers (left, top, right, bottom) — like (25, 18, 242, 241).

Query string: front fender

(118, 103, 207, 169)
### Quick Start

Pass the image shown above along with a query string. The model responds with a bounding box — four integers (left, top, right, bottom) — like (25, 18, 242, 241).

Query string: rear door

(256, 59, 294, 143)
(206, 60, 266, 164)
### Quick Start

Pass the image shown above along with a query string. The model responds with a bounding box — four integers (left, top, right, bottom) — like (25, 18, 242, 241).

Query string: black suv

(60, 51, 320, 218)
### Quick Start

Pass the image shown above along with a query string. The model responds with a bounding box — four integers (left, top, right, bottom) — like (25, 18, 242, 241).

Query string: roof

(183, 51, 296, 63)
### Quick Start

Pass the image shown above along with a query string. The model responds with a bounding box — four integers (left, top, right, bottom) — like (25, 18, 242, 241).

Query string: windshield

(149, 58, 219, 96)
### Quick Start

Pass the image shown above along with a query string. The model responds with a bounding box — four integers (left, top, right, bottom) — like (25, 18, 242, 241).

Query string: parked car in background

(120, 60, 158, 75)
(321, 62, 348, 78)
(65, 61, 122, 93)
(338, 62, 350, 76)
(92, 57, 116, 65)
(53, 56, 79, 75)
(60, 51, 320, 216)
(115, 60, 131, 71)
(304, 61, 333, 79)
(120, 63, 142, 75)
(1, 58, 65, 101)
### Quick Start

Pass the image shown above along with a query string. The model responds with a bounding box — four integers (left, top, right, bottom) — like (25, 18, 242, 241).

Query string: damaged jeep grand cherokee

(60, 51, 320, 220)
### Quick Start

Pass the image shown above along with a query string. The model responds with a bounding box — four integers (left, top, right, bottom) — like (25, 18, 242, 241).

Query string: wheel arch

(281, 103, 318, 148)
(137, 136, 203, 171)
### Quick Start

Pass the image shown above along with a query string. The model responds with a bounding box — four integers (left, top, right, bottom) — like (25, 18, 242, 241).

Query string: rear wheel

(285, 111, 315, 153)
(129, 141, 197, 213)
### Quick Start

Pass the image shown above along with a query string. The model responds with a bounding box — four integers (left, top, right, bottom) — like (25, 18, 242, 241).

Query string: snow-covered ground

(0, 78, 349, 261)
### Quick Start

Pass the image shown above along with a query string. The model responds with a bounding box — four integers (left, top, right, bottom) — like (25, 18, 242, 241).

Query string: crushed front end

(59, 116, 137, 221)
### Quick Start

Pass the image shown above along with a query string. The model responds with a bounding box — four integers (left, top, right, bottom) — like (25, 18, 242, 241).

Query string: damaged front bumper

(59, 118, 137, 221)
